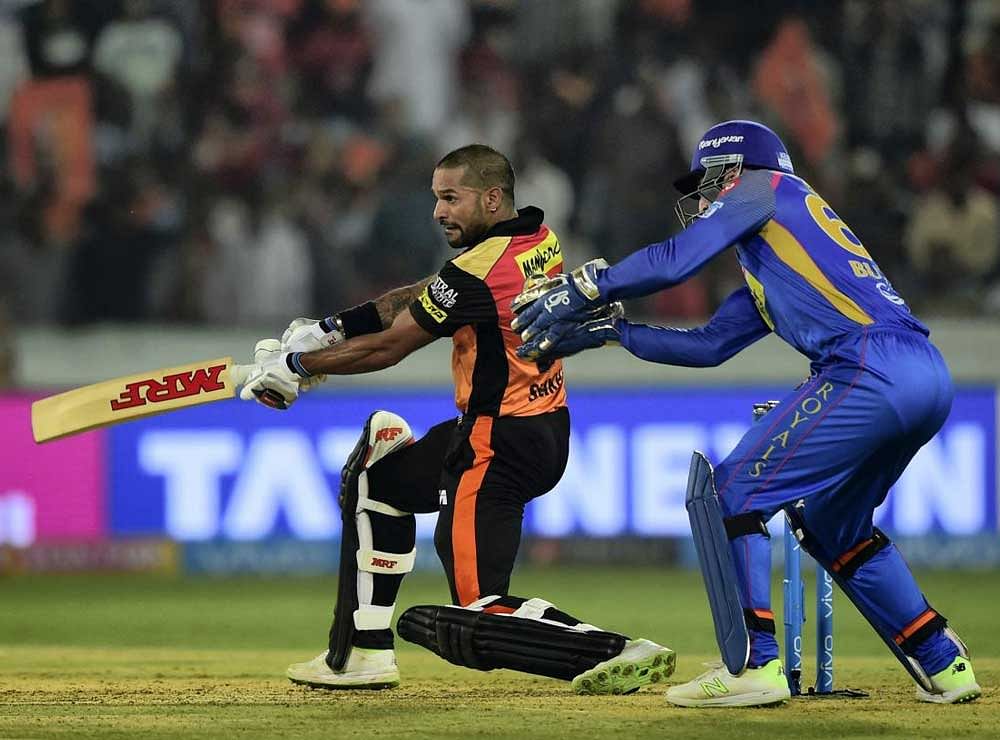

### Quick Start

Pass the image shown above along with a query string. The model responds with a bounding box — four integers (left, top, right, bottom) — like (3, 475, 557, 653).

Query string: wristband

(286, 352, 313, 378)
(337, 301, 382, 338)
(318, 316, 343, 334)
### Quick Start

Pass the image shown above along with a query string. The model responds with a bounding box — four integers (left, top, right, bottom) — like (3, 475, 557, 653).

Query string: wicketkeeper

(236, 144, 673, 695)
(512, 121, 981, 707)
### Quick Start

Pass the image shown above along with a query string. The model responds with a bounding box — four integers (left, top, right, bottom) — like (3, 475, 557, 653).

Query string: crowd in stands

(1, 0, 999, 329)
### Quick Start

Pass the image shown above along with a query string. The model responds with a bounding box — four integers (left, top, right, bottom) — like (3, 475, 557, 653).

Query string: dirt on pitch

(1, 570, 997, 739)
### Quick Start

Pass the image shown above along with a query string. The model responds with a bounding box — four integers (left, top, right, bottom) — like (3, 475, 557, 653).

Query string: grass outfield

(1, 567, 997, 739)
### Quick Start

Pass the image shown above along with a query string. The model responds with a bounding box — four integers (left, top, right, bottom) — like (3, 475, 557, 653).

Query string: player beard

(442, 207, 490, 249)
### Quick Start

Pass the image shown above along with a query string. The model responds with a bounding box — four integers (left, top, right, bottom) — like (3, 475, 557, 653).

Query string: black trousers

(366, 407, 570, 606)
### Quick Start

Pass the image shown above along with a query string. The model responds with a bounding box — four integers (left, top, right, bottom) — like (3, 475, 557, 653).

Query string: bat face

(31, 357, 243, 443)
(109, 363, 228, 411)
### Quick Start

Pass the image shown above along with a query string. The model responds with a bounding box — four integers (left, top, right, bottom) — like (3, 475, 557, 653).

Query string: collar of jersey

(477, 206, 544, 240)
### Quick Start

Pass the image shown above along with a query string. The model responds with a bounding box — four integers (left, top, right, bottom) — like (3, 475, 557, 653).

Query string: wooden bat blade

(31, 357, 243, 443)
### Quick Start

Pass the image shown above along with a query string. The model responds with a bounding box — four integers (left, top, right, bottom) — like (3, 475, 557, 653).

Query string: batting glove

(280, 317, 339, 390)
(281, 316, 344, 352)
(510, 258, 609, 342)
(239, 339, 309, 410)
(516, 302, 624, 361)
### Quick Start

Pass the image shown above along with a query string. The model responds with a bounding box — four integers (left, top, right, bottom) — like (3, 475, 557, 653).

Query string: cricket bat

(31, 357, 252, 443)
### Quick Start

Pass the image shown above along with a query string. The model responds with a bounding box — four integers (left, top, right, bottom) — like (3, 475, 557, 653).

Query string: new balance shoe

(916, 656, 981, 704)
(287, 648, 399, 690)
(572, 638, 675, 695)
(665, 658, 791, 708)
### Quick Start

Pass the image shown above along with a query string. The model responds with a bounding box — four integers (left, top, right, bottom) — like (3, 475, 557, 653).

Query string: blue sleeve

(619, 287, 771, 367)
(596, 170, 776, 301)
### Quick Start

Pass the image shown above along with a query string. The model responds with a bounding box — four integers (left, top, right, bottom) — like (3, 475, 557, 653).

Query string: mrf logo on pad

(111, 364, 228, 411)
(375, 427, 404, 442)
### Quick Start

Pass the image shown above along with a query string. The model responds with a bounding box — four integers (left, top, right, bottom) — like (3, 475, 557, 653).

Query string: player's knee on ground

(396, 601, 627, 681)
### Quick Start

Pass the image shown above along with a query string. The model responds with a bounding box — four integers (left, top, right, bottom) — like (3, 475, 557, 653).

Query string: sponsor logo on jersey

(110, 364, 227, 411)
(528, 370, 564, 402)
(419, 289, 448, 323)
(515, 238, 562, 278)
(699, 134, 744, 150)
(429, 276, 458, 308)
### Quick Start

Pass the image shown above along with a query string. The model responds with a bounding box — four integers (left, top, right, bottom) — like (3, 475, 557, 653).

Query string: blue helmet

(673, 120, 794, 225)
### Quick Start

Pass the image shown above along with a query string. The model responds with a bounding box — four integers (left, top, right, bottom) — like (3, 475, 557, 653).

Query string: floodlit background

(0, 0, 998, 572)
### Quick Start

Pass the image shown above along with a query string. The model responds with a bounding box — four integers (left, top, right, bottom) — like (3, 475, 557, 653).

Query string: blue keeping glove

(510, 258, 608, 342)
(517, 302, 624, 361)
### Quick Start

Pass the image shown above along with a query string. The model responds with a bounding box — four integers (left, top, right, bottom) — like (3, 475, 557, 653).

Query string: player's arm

(512, 171, 776, 341)
(596, 170, 777, 300)
(372, 276, 435, 328)
(619, 287, 771, 367)
(296, 309, 436, 376)
(238, 312, 436, 409)
(283, 275, 435, 352)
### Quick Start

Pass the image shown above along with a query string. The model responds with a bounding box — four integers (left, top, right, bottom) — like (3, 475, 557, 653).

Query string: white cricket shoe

(287, 648, 399, 690)
(572, 638, 676, 695)
(665, 658, 791, 707)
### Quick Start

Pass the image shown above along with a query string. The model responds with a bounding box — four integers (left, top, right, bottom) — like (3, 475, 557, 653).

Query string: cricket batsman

(234, 144, 673, 695)
(511, 120, 982, 707)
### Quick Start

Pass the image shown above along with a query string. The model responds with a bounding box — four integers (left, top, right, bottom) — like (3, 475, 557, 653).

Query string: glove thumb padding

(229, 363, 256, 389)
(254, 338, 282, 363)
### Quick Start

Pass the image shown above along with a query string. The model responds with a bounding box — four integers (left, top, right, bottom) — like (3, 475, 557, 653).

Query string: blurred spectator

(287, 0, 372, 122)
(19, 0, 99, 79)
(0, 189, 72, 323)
(64, 163, 181, 322)
(905, 147, 1000, 313)
(92, 0, 184, 147)
(1, 1, 998, 326)
(512, 135, 574, 242)
(0, 301, 14, 388)
(9, 0, 100, 246)
(194, 189, 311, 326)
(965, 18, 1000, 155)
(0, 13, 29, 124)
(362, 140, 445, 291)
(363, 0, 470, 141)
(753, 17, 839, 168)
(842, 0, 936, 157)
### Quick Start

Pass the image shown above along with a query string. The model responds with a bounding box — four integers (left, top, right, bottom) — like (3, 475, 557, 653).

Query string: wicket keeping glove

(510, 258, 609, 342)
(239, 339, 308, 410)
(516, 302, 624, 361)
(280, 317, 337, 390)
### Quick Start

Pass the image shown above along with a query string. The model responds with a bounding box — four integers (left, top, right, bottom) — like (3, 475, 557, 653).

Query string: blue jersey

(600, 169, 929, 366)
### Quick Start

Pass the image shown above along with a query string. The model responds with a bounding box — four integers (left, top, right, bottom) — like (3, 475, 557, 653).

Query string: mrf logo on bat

(110, 364, 228, 411)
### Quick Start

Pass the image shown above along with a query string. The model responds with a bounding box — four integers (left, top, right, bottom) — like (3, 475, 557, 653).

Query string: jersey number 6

(804, 193, 872, 260)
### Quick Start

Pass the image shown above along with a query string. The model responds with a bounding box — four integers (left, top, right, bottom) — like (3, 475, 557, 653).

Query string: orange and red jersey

(409, 206, 567, 417)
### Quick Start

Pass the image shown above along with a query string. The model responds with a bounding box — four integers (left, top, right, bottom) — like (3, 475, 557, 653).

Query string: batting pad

(685, 450, 750, 676)
(397, 605, 627, 681)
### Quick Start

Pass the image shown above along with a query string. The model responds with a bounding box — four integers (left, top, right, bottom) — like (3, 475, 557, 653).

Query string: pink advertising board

(0, 395, 106, 544)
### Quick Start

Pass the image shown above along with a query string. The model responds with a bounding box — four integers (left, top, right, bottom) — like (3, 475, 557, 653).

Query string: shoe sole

(665, 689, 790, 708)
(572, 646, 676, 695)
(288, 674, 400, 691)
(916, 685, 982, 704)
